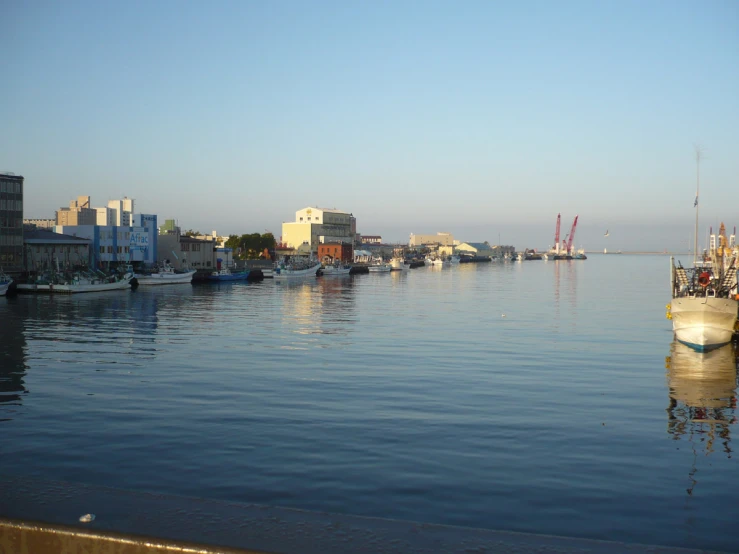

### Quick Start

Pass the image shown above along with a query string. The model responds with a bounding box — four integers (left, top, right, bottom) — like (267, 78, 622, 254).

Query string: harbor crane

(564, 215, 579, 255)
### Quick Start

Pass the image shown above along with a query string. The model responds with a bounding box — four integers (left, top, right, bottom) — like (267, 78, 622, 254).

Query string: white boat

(135, 263, 196, 285)
(429, 257, 450, 267)
(368, 263, 392, 273)
(321, 263, 352, 276)
(17, 271, 134, 294)
(449, 255, 461, 264)
(0, 271, 13, 296)
(390, 257, 410, 271)
(274, 261, 321, 280)
(669, 223, 739, 351)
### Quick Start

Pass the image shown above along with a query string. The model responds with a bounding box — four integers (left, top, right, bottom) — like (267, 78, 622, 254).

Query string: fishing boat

(17, 270, 134, 294)
(273, 259, 321, 280)
(321, 263, 351, 276)
(669, 223, 739, 351)
(0, 270, 13, 296)
(207, 267, 250, 281)
(135, 262, 196, 285)
(368, 261, 392, 273)
(390, 257, 410, 271)
(449, 255, 461, 264)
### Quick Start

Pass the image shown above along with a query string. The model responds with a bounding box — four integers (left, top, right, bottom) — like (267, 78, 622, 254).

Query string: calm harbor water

(1, 255, 737, 551)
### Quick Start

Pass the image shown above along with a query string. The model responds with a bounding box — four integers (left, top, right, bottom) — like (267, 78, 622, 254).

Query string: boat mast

(693, 146, 701, 265)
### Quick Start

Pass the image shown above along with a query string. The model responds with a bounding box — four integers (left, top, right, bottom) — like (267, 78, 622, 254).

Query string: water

(1, 255, 737, 551)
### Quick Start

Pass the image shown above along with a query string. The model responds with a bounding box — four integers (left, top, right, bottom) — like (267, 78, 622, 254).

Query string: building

(455, 242, 495, 258)
(281, 207, 356, 253)
(357, 234, 382, 245)
(318, 242, 353, 263)
(23, 218, 55, 230)
(159, 219, 178, 234)
(23, 229, 92, 272)
(55, 213, 158, 268)
(0, 172, 24, 273)
(95, 207, 116, 226)
(409, 232, 454, 247)
(56, 196, 97, 226)
(157, 226, 217, 270)
(108, 197, 134, 226)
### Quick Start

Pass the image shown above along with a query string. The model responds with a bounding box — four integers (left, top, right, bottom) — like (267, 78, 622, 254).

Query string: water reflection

(0, 300, 28, 416)
(277, 278, 358, 338)
(665, 340, 738, 495)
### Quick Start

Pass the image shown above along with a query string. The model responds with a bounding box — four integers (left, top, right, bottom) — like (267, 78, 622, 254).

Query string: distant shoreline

(587, 251, 690, 255)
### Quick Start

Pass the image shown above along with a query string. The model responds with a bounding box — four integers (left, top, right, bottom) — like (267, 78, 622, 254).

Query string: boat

(668, 223, 739, 351)
(321, 263, 352, 276)
(17, 270, 134, 294)
(390, 257, 410, 271)
(368, 262, 392, 273)
(426, 256, 449, 267)
(449, 255, 461, 264)
(574, 249, 587, 260)
(0, 270, 13, 296)
(273, 259, 321, 280)
(135, 262, 196, 285)
(207, 267, 250, 281)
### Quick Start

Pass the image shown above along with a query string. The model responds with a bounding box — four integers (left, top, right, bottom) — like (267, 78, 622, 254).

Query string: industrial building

(409, 232, 455, 247)
(281, 207, 356, 254)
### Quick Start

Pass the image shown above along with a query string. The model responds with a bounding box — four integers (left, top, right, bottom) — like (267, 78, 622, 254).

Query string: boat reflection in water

(665, 340, 738, 495)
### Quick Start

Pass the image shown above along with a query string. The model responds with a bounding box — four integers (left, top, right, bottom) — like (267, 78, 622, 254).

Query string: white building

(108, 197, 134, 226)
(409, 232, 455, 247)
(95, 207, 116, 226)
(281, 207, 356, 253)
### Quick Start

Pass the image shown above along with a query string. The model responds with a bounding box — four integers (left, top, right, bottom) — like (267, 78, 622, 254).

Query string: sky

(2, 0, 738, 250)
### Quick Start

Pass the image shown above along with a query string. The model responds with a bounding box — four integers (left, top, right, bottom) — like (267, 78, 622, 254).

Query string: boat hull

(0, 280, 11, 296)
(321, 266, 351, 276)
(18, 276, 133, 294)
(671, 296, 738, 350)
(368, 264, 392, 273)
(207, 271, 249, 281)
(135, 270, 196, 285)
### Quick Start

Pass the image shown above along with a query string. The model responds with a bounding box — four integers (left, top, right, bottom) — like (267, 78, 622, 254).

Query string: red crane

(565, 215, 579, 254)
(553, 213, 561, 253)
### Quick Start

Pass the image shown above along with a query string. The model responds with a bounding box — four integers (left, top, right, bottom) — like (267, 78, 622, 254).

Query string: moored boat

(17, 270, 134, 294)
(0, 270, 13, 296)
(273, 260, 321, 280)
(390, 257, 410, 271)
(368, 262, 392, 273)
(135, 263, 196, 285)
(668, 224, 739, 351)
(207, 267, 250, 281)
(321, 263, 352, 276)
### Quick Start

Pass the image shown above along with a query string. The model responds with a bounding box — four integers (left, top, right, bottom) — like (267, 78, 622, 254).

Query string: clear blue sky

(2, 0, 737, 250)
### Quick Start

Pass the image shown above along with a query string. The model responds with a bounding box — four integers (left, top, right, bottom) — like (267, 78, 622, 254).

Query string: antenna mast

(693, 146, 702, 265)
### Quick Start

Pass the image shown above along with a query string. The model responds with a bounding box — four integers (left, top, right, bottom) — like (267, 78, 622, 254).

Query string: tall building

(56, 195, 97, 226)
(281, 207, 356, 253)
(0, 172, 24, 273)
(107, 197, 134, 226)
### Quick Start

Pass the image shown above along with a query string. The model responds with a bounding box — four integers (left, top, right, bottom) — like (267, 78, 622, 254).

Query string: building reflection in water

(278, 278, 357, 338)
(0, 302, 28, 416)
(665, 340, 738, 495)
